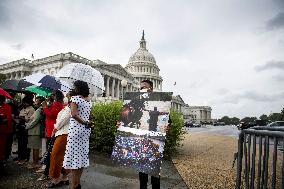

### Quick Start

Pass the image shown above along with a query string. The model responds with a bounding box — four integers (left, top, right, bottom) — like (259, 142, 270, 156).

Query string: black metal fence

(235, 126, 284, 189)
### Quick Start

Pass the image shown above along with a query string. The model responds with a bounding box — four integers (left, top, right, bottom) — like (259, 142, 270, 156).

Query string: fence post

(236, 131, 244, 189)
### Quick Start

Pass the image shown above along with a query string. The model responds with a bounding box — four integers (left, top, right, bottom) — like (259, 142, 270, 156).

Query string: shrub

(90, 100, 122, 152)
(164, 109, 185, 159)
(90, 102, 185, 158)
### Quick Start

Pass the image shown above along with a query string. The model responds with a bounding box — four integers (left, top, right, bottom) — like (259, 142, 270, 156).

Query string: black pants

(17, 127, 30, 161)
(43, 137, 52, 176)
(5, 133, 14, 160)
(139, 172, 160, 189)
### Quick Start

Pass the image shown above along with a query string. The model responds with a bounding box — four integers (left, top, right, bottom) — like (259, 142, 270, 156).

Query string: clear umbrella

(56, 63, 104, 97)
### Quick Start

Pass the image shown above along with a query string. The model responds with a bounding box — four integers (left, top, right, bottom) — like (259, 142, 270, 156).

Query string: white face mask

(140, 89, 148, 92)
(63, 97, 69, 104)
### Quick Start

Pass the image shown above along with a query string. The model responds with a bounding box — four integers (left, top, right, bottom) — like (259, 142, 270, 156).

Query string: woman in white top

(46, 91, 75, 188)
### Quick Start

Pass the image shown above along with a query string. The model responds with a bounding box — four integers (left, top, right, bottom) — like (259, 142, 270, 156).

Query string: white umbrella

(23, 73, 70, 92)
(56, 63, 104, 97)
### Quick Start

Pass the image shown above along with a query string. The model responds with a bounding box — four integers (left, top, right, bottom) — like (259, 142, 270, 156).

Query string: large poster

(111, 92, 172, 176)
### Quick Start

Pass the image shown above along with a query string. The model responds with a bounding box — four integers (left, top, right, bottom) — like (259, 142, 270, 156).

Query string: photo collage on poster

(111, 92, 172, 176)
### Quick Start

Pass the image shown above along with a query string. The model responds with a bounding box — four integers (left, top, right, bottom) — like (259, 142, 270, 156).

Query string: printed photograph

(120, 92, 172, 134)
(111, 131, 165, 176)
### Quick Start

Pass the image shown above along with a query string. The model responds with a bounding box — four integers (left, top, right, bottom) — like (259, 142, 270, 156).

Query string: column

(106, 76, 110, 97)
(16, 72, 20, 79)
(156, 80, 158, 89)
(20, 71, 24, 79)
(116, 80, 120, 98)
(111, 78, 115, 97)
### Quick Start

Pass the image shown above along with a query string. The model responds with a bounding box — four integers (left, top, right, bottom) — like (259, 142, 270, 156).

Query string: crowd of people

(0, 80, 92, 189)
(112, 134, 163, 175)
(0, 79, 167, 189)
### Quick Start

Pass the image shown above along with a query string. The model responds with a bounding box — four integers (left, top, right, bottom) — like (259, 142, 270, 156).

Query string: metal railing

(235, 126, 284, 189)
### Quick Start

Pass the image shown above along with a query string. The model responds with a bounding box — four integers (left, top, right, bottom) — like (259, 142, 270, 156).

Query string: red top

(43, 101, 64, 137)
(0, 103, 12, 134)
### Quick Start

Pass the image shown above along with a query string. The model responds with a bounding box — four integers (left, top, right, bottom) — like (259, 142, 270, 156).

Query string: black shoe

(60, 180, 69, 185)
(46, 181, 63, 188)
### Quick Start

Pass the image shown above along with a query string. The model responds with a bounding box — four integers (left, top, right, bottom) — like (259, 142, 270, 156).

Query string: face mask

(63, 97, 69, 104)
(140, 89, 148, 92)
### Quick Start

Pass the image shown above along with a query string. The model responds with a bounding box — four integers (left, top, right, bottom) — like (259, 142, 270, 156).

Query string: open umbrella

(0, 79, 33, 92)
(23, 73, 70, 92)
(0, 79, 19, 91)
(0, 88, 12, 99)
(56, 63, 104, 96)
(25, 85, 52, 97)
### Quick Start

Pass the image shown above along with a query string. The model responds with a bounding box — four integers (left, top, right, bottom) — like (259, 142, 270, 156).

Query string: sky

(0, 0, 283, 119)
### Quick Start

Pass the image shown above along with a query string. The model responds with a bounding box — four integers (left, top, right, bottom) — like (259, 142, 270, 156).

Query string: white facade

(0, 52, 140, 99)
(187, 106, 212, 124)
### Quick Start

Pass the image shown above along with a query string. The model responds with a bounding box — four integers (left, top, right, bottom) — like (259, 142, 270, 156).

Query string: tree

(219, 116, 231, 125)
(0, 74, 6, 85)
(241, 117, 257, 123)
(259, 114, 268, 120)
(231, 117, 240, 125)
(281, 108, 284, 121)
(268, 113, 282, 122)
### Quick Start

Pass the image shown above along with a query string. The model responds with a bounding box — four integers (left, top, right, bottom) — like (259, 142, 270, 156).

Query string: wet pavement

(185, 125, 240, 138)
(0, 151, 188, 189)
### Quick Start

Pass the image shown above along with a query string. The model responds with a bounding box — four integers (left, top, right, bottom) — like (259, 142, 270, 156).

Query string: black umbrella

(0, 79, 33, 93)
(39, 75, 62, 91)
(23, 73, 70, 92)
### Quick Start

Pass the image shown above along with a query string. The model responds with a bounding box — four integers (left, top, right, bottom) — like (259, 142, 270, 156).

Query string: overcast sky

(0, 0, 283, 119)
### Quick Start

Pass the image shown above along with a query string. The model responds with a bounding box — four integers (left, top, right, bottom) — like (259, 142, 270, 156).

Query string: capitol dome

(125, 31, 163, 91)
(128, 45, 156, 64)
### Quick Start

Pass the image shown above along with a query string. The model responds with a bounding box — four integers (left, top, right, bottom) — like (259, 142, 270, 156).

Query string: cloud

(266, 12, 284, 30)
(11, 43, 24, 50)
(214, 90, 284, 105)
(0, 0, 283, 119)
(255, 60, 284, 71)
(0, 0, 11, 27)
(272, 74, 284, 81)
(0, 57, 8, 64)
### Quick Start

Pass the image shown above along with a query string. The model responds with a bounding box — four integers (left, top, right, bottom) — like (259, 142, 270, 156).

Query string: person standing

(17, 97, 35, 165)
(0, 95, 12, 175)
(38, 91, 64, 181)
(137, 80, 161, 189)
(5, 92, 19, 160)
(46, 92, 74, 188)
(25, 96, 45, 169)
(63, 80, 93, 189)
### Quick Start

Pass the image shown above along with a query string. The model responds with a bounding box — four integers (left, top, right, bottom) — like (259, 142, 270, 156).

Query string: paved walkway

(0, 152, 188, 189)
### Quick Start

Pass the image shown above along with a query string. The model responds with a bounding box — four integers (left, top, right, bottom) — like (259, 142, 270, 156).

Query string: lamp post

(121, 79, 127, 100)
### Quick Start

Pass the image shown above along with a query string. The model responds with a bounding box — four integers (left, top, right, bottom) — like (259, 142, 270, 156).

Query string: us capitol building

(0, 32, 212, 124)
